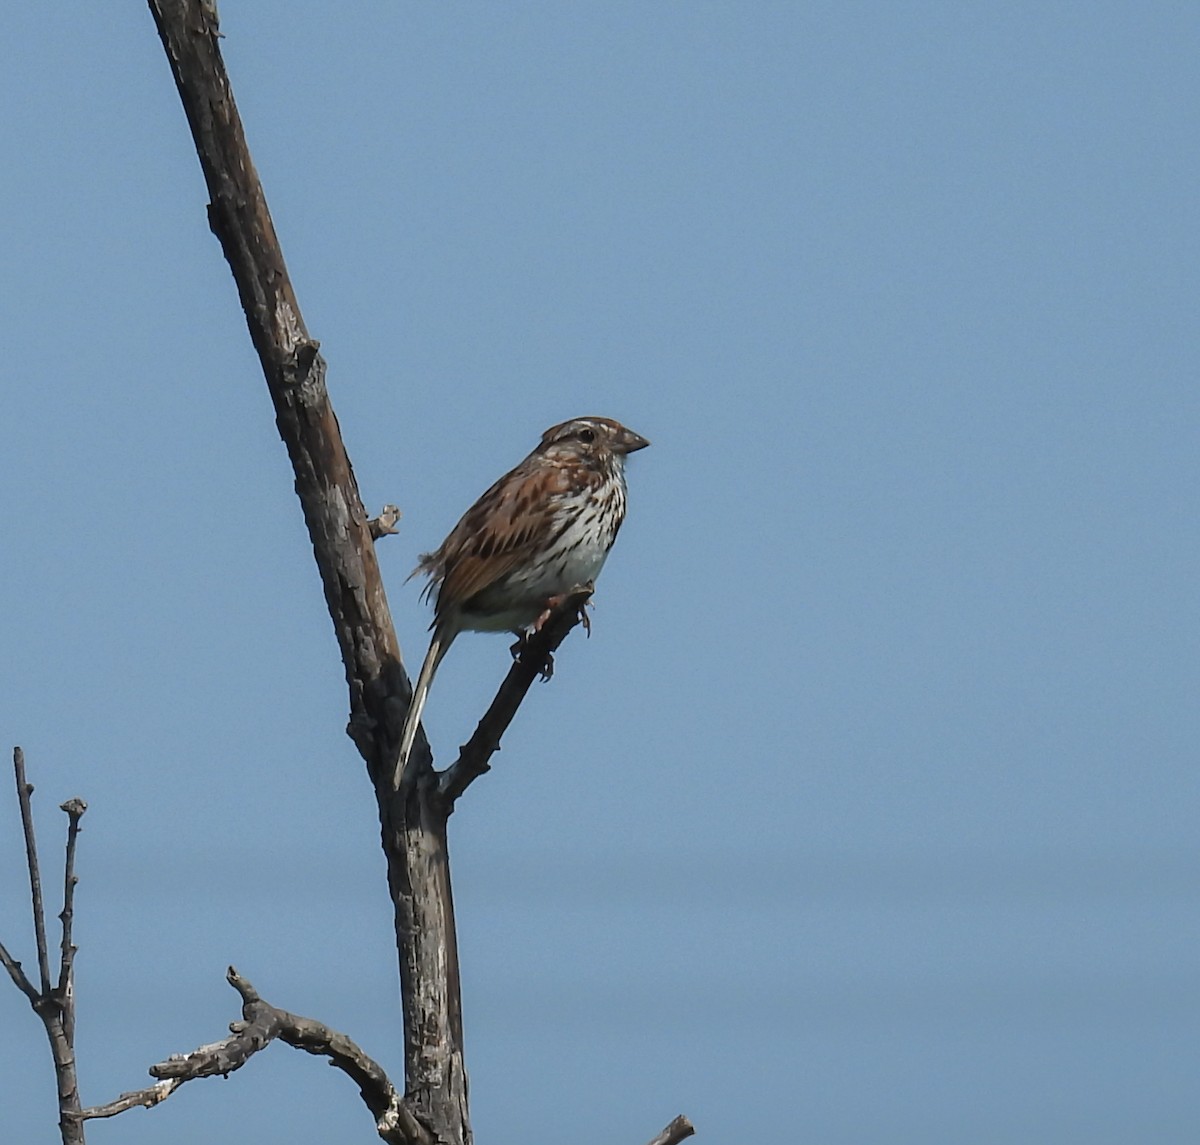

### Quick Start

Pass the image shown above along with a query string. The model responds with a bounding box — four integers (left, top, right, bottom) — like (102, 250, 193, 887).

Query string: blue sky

(2, 4, 1197, 1143)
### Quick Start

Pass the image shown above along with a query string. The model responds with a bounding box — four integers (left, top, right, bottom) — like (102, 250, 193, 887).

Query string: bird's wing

(428, 460, 573, 614)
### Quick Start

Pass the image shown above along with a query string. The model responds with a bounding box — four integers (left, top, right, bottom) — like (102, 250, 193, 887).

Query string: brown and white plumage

(394, 416, 649, 787)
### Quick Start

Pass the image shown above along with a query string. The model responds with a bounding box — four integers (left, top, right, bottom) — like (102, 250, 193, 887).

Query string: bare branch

(0, 939, 39, 1003)
(439, 587, 594, 804)
(77, 1079, 184, 1121)
(80, 967, 426, 1144)
(369, 504, 402, 540)
(146, 970, 283, 1082)
(144, 8, 680, 1145)
(13, 747, 53, 994)
(146, 0, 406, 737)
(645, 1115, 696, 1145)
(145, 5, 462, 1137)
(57, 797, 86, 1045)
(3, 750, 85, 1144)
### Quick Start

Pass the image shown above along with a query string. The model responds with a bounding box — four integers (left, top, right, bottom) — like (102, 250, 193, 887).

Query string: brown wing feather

(419, 455, 576, 621)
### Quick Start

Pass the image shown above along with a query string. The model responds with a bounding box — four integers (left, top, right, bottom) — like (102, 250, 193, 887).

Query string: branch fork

(0, 749, 88, 1144)
(4, 4, 692, 1143)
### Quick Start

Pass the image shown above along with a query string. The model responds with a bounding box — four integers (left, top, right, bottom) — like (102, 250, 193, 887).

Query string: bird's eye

(578, 428, 596, 443)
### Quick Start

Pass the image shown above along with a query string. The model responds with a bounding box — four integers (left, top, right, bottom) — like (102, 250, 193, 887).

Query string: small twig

(148, 2, 464, 1132)
(438, 586, 594, 804)
(0, 937, 39, 1002)
(77, 1078, 184, 1120)
(645, 1114, 696, 1145)
(3, 749, 86, 1144)
(57, 797, 87, 1044)
(80, 967, 427, 1144)
(368, 504, 402, 539)
(13, 748, 53, 994)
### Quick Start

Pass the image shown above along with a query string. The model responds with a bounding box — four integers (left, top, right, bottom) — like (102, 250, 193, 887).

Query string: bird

(393, 416, 650, 788)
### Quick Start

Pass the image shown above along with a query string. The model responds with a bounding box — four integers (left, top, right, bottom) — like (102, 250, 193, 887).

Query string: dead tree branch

(10, 5, 682, 1142)
(15, 747, 53, 994)
(143, 4, 603, 1142)
(440, 587, 595, 804)
(79, 967, 426, 1145)
(0, 749, 87, 1145)
(146, 2, 462, 1137)
(369, 504, 403, 540)
(135, 4, 687, 1143)
(645, 1115, 696, 1145)
(57, 796, 86, 1047)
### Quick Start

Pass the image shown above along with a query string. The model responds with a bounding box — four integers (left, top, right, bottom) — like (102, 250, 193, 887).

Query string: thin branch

(78, 1079, 183, 1120)
(439, 587, 594, 804)
(13, 747, 53, 994)
(145, 0, 404, 722)
(144, 7, 679, 1145)
(0, 938, 40, 1002)
(79, 967, 428, 1145)
(369, 504, 402, 540)
(645, 1115, 696, 1145)
(3, 750, 86, 1144)
(57, 797, 87, 1044)
(145, 6, 457, 1139)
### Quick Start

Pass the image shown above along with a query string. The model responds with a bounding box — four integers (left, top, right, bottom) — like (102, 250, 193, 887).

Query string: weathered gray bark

(1, 6, 692, 1143)
(78, 967, 429, 1145)
(0, 750, 87, 1145)
(145, 4, 593, 1143)
(146, 3, 466, 1137)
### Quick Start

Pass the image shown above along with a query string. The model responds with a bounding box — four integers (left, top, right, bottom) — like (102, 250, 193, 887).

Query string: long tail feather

(393, 628, 453, 791)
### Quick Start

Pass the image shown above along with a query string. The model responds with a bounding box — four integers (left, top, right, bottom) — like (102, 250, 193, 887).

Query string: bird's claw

(510, 584, 595, 680)
(531, 584, 594, 636)
(510, 632, 555, 680)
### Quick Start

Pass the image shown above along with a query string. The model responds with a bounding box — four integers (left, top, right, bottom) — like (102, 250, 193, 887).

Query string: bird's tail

(393, 628, 452, 791)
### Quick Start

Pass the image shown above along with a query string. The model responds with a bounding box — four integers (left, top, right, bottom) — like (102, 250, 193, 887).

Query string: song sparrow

(394, 416, 650, 787)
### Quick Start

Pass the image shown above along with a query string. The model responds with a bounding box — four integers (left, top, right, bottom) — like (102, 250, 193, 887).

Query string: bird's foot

(511, 585, 595, 682)
(531, 583, 594, 636)
(510, 632, 555, 681)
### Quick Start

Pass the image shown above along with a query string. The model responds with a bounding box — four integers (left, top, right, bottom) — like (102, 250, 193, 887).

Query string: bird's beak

(618, 427, 651, 454)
